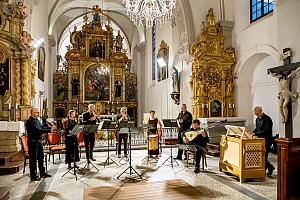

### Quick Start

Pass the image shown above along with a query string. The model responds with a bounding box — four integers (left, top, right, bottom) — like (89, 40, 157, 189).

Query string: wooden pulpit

(276, 138, 300, 200)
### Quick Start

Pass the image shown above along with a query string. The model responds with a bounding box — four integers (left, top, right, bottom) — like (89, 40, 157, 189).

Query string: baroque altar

(53, 5, 138, 122)
(190, 8, 236, 118)
(0, 0, 33, 121)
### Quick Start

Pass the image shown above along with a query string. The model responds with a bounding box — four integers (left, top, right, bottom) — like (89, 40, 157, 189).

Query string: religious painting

(210, 100, 222, 117)
(0, 56, 9, 96)
(38, 46, 45, 81)
(89, 39, 105, 58)
(85, 64, 110, 101)
(157, 40, 169, 82)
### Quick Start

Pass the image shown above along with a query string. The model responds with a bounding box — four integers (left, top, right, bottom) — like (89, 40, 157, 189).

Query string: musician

(25, 108, 53, 181)
(183, 119, 209, 173)
(253, 106, 275, 176)
(148, 110, 162, 135)
(63, 110, 80, 168)
(82, 104, 99, 161)
(116, 107, 128, 158)
(175, 104, 193, 160)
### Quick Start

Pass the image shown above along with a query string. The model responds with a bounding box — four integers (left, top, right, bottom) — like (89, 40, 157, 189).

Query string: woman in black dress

(64, 110, 80, 168)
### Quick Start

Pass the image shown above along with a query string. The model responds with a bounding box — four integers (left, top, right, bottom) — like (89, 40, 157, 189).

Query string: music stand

(62, 125, 84, 180)
(82, 124, 99, 172)
(100, 121, 118, 167)
(161, 119, 179, 168)
(117, 120, 143, 180)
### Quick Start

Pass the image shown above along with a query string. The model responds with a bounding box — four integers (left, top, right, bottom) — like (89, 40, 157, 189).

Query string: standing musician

(25, 108, 53, 181)
(63, 110, 80, 168)
(148, 110, 162, 135)
(82, 104, 99, 161)
(116, 107, 128, 158)
(183, 119, 209, 173)
(175, 104, 193, 160)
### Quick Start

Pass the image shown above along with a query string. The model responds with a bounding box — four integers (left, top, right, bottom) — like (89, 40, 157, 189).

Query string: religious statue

(269, 67, 300, 123)
(115, 30, 123, 52)
(172, 66, 179, 93)
(115, 78, 122, 98)
(170, 66, 180, 105)
(226, 81, 233, 96)
(92, 5, 101, 22)
(20, 31, 32, 46)
(71, 78, 79, 96)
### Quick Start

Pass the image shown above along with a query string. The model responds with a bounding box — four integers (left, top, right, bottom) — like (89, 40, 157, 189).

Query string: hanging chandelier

(122, 0, 176, 28)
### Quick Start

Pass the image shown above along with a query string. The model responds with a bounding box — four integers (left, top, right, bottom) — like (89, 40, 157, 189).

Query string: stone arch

(235, 44, 280, 132)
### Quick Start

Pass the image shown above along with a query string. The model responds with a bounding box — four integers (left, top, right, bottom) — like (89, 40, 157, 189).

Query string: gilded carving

(189, 8, 235, 118)
(31, 59, 36, 97)
(54, 5, 137, 118)
(21, 57, 30, 105)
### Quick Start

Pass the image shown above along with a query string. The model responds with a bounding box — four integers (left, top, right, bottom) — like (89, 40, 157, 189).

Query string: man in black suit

(253, 106, 275, 176)
(25, 108, 53, 181)
(175, 104, 193, 160)
(82, 104, 98, 161)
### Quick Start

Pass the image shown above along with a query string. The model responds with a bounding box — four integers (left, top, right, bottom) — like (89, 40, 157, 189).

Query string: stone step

(0, 151, 23, 166)
(0, 160, 23, 175)
(0, 187, 10, 200)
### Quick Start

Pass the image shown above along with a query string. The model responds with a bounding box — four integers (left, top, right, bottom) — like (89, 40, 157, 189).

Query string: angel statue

(268, 67, 300, 123)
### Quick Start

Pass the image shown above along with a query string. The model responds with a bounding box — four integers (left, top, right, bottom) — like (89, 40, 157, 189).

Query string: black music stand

(100, 121, 118, 167)
(62, 125, 84, 180)
(161, 119, 179, 167)
(117, 120, 142, 180)
(82, 124, 99, 172)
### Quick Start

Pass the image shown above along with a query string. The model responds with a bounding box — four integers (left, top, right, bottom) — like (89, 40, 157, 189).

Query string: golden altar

(53, 5, 137, 121)
(219, 126, 266, 183)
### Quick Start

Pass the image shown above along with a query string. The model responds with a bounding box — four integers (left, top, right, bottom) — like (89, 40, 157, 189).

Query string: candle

(8, 103, 11, 110)
(15, 103, 18, 110)
(201, 103, 205, 108)
(232, 104, 235, 108)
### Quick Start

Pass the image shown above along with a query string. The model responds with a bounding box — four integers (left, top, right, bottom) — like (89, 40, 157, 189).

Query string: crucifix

(267, 48, 300, 138)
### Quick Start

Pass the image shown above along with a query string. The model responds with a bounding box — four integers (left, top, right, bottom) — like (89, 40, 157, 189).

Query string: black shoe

(31, 176, 41, 181)
(175, 156, 182, 160)
(67, 164, 72, 169)
(124, 154, 128, 158)
(194, 167, 200, 174)
(267, 168, 274, 176)
(183, 157, 188, 160)
(41, 173, 52, 178)
(91, 158, 96, 161)
(118, 154, 121, 158)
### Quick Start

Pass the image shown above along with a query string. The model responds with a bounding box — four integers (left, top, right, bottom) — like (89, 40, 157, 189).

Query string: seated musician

(63, 110, 80, 169)
(148, 110, 162, 136)
(116, 107, 129, 158)
(183, 119, 209, 174)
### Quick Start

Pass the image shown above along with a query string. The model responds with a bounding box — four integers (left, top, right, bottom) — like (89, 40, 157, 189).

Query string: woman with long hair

(64, 110, 80, 168)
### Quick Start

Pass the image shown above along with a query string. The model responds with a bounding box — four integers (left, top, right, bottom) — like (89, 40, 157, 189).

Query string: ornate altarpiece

(53, 5, 137, 121)
(190, 9, 235, 118)
(0, 0, 33, 120)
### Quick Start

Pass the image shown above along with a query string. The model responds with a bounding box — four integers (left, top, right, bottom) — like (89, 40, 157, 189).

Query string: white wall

(29, 0, 50, 115)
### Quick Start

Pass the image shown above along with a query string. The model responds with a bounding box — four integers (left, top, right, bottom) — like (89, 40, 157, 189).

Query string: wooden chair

(20, 135, 47, 174)
(186, 147, 207, 170)
(76, 131, 85, 158)
(47, 132, 65, 164)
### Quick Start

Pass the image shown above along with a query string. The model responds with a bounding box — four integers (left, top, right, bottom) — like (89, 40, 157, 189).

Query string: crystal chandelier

(122, 0, 176, 27)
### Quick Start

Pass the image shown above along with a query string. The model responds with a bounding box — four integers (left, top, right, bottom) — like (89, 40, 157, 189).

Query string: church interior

(0, 0, 300, 199)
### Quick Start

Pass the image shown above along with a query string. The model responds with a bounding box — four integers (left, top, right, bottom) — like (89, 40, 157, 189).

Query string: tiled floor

(0, 149, 277, 200)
